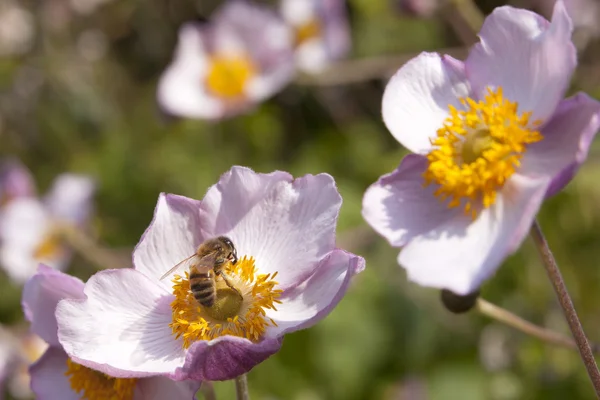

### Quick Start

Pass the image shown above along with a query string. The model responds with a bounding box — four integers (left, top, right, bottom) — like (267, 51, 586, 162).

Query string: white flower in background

(0, 0, 34, 57)
(0, 165, 96, 282)
(280, 0, 351, 73)
(158, 1, 295, 120)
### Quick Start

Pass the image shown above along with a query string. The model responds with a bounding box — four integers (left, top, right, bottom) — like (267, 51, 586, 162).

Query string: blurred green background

(2, 0, 600, 398)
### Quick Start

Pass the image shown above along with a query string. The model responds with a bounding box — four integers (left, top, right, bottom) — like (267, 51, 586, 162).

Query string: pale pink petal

(520, 93, 600, 196)
(22, 265, 85, 347)
(223, 171, 341, 289)
(136, 376, 200, 400)
(157, 23, 226, 120)
(362, 154, 460, 247)
(382, 53, 471, 153)
(133, 193, 203, 288)
(466, 1, 575, 123)
(56, 269, 185, 377)
(0, 159, 35, 199)
(399, 174, 550, 294)
(171, 336, 282, 381)
(265, 249, 365, 337)
(44, 174, 95, 224)
(30, 347, 80, 400)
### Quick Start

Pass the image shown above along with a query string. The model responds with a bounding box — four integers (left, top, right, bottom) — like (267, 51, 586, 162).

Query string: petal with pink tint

(136, 376, 200, 400)
(0, 159, 35, 200)
(172, 336, 282, 381)
(520, 92, 600, 196)
(382, 53, 471, 154)
(22, 265, 85, 347)
(466, 0, 575, 123)
(44, 174, 95, 224)
(362, 154, 461, 247)
(157, 23, 225, 120)
(56, 269, 185, 377)
(399, 174, 550, 295)
(30, 347, 79, 400)
(133, 193, 203, 288)
(223, 172, 341, 290)
(265, 249, 365, 337)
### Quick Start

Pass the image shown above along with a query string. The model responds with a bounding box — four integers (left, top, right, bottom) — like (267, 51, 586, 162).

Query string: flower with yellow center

(157, 2, 295, 120)
(170, 256, 282, 348)
(55, 167, 364, 382)
(364, 1, 600, 295)
(24, 266, 202, 399)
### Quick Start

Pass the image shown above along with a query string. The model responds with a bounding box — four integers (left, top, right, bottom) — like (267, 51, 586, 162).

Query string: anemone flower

(362, 0, 600, 295)
(0, 170, 95, 282)
(56, 166, 364, 382)
(157, 1, 295, 120)
(280, 0, 351, 73)
(22, 265, 201, 400)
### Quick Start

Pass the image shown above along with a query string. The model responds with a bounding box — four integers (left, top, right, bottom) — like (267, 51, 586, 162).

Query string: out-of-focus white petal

(0, 159, 36, 200)
(133, 193, 203, 289)
(362, 154, 461, 247)
(399, 174, 550, 294)
(56, 269, 185, 377)
(466, 0, 575, 124)
(157, 23, 225, 120)
(44, 173, 95, 224)
(136, 376, 200, 400)
(266, 249, 364, 337)
(382, 53, 471, 154)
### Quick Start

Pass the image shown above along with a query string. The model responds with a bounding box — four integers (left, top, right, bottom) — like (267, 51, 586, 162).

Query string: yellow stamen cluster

(423, 87, 543, 216)
(170, 256, 282, 349)
(65, 358, 137, 400)
(33, 233, 65, 260)
(205, 55, 257, 99)
(294, 19, 321, 47)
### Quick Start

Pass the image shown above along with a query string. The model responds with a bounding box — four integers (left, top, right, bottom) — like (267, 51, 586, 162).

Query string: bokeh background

(2, 0, 600, 398)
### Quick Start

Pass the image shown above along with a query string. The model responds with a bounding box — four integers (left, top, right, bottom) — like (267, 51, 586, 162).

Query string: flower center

(32, 232, 65, 260)
(170, 256, 282, 349)
(65, 358, 137, 400)
(294, 19, 321, 47)
(205, 54, 257, 99)
(423, 87, 543, 216)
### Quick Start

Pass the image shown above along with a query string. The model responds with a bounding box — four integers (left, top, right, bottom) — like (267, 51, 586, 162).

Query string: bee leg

(219, 272, 243, 299)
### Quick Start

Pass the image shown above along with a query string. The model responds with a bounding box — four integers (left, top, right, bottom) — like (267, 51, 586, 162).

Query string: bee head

(217, 236, 238, 265)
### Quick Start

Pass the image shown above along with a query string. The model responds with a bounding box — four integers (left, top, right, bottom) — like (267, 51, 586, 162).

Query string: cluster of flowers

(4, 0, 600, 398)
(158, 0, 350, 120)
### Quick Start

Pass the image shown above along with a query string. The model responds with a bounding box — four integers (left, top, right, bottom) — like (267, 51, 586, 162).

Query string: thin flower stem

(235, 374, 250, 400)
(200, 382, 216, 400)
(530, 220, 600, 397)
(477, 298, 597, 350)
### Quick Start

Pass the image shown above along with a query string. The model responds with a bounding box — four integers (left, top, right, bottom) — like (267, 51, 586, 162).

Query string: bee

(160, 236, 240, 308)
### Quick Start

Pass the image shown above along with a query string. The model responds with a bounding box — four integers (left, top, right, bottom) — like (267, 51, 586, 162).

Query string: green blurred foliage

(2, 0, 600, 399)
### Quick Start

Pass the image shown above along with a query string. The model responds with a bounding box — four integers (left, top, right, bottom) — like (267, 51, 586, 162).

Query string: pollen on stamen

(423, 87, 543, 217)
(65, 358, 137, 400)
(169, 256, 282, 349)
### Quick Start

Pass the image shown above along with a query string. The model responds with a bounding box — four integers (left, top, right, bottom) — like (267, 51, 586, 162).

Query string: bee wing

(159, 254, 200, 281)
(159, 252, 220, 281)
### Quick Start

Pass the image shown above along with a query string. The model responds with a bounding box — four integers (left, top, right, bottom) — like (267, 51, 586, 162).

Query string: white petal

(30, 348, 80, 400)
(135, 376, 200, 400)
(362, 154, 460, 247)
(466, 1, 575, 123)
(382, 53, 471, 154)
(133, 193, 203, 289)
(157, 23, 225, 119)
(56, 269, 185, 377)
(265, 249, 364, 337)
(208, 169, 341, 289)
(44, 174, 95, 224)
(400, 174, 550, 294)
(280, 0, 316, 25)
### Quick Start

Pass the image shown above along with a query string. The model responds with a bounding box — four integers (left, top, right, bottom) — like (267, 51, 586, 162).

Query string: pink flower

(362, 0, 600, 295)
(280, 0, 351, 73)
(157, 1, 295, 120)
(22, 265, 200, 400)
(0, 164, 95, 282)
(55, 166, 364, 381)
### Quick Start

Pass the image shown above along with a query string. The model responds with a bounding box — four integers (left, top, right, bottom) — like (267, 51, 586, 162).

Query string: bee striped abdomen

(190, 270, 216, 307)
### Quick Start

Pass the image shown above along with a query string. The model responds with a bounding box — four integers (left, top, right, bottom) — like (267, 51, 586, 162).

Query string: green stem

(235, 374, 249, 400)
